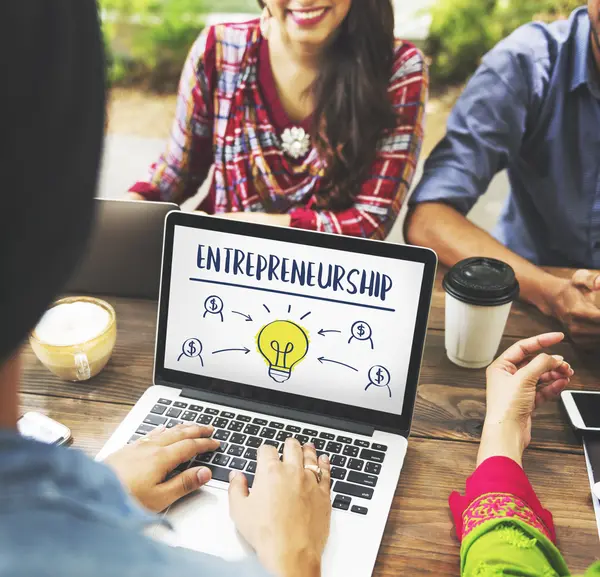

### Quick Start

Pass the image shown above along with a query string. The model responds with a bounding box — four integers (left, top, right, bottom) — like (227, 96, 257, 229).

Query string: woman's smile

(286, 6, 331, 28)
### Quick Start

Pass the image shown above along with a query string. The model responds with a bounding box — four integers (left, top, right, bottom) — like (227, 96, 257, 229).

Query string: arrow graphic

(212, 347, 251, 355)
(317, 357, 358, 372)
(232, 311, 253, 322)
(318, 329, 341, 337)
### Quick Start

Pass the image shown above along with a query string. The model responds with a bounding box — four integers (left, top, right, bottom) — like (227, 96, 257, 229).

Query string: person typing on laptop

(0, 3, 330, 577)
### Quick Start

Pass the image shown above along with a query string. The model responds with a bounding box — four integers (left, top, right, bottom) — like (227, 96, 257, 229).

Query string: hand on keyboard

(104, 423, 219, 512)
(228, 440, 331, 577)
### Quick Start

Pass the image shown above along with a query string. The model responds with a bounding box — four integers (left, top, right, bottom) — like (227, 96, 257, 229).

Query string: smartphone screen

(572, 393, 600, 428)
(17, 412, 70, 445)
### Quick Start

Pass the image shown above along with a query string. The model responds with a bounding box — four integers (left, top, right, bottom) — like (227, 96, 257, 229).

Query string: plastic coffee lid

(443, 257, 520, 306)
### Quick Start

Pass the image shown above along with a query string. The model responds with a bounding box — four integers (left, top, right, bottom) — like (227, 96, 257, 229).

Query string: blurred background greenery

(426, 0, 583, 86)
(101, 0, 259, 91)
(100, 0, 585, 92)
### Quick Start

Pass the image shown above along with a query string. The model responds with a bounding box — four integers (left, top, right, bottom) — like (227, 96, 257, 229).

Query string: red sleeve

(129, 28, 217, 205)
(449, 456, 556, 543)
(290, 42, 428, 239)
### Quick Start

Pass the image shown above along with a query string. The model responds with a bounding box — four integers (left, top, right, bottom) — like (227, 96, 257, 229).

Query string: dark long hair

(258, 0, 397, 210)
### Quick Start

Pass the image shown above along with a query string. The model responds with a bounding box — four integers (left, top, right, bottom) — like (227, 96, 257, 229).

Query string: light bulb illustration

(256, 320, 309, 383)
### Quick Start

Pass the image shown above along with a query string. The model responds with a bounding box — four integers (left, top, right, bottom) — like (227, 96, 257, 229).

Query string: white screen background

(163, 226, 425, 416)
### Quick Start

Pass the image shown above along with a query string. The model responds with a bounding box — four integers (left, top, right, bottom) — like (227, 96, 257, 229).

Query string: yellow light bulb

(256, 320, 309, 383)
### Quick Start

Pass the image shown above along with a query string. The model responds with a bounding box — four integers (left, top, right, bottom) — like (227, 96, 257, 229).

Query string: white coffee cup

(30, 297, 117, 381)
(443, 258, 520, 369)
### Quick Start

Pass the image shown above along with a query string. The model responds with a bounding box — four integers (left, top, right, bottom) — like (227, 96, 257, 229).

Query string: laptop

(97, 212, 437, 576)
(66, 198, 179, 299)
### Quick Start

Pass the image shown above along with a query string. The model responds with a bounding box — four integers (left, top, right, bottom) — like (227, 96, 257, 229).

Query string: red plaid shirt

(130, 20, 428, 239)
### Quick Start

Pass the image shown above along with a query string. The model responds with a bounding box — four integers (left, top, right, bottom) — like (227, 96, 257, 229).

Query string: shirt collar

(570, 8, 595, 93)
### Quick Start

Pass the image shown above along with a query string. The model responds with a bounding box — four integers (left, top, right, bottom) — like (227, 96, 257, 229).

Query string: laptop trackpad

(156, 485, 253, 561)
(151, 484, 381, 576)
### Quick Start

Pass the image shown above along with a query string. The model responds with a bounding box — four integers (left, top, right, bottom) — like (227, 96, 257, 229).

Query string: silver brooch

(281, 127, 311, 159)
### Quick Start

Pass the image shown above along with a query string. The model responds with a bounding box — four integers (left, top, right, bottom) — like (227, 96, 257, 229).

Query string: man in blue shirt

(407, 2, 600, 347)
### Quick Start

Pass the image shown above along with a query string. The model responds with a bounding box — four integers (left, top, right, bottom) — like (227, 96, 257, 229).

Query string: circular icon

(351, 321, 372, 341)
(181, 338, 202, 358)
(204, 295, 223, 315)
(367, 365, 391, 388)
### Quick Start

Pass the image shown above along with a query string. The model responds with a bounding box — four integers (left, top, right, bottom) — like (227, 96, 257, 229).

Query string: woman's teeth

(290, 8, 327, 21)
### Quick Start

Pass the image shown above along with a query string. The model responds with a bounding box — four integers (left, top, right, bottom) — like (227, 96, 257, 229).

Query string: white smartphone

(561, 390, 600, 433)
(17, 412, 72, 445)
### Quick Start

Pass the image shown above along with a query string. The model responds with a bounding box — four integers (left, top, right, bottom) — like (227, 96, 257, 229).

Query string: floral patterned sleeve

(450, 456, 555, 543)
(449, 456, 572, 576)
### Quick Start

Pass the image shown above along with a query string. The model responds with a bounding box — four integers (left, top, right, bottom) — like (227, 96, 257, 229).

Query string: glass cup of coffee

(30, 297, 117, 381)
(443, 257, 520, 369)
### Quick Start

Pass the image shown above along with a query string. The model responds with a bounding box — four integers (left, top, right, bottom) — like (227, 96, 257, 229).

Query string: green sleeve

(584, 562, 600, 577)
(461, 518, 571, 577)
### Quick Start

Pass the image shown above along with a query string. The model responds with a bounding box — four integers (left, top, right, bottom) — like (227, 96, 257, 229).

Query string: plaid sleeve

(290, 43, 428, 239)
(129, 28, 216, 204)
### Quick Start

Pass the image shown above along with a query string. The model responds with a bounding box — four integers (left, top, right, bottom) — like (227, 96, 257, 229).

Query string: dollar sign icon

(366, 365, 391, 397)
(351, 321, 371, 343)
(210, 298, 217, 311)
(179, 338, 203, 362)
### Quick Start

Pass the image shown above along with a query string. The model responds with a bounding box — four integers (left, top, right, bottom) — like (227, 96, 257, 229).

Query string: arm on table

(127, 30, 215, 205)
(405, 48, 600, 345)
(405, 47, 548, 298)
(408, 201, 600, 346)
(449, 334, 577, 576)
(408, 202, 563, 315)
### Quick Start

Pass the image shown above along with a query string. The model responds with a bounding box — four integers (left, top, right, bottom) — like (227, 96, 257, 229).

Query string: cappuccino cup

(30, 297, 116, 381)
(443, 258, 519, 369)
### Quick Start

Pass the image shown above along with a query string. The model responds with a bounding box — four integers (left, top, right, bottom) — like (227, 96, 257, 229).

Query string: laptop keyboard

(128, 397, 389, 516)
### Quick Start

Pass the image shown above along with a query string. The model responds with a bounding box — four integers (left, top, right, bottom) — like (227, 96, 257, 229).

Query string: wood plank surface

(19, 267, 600, 576)
(21, 313, 600, 453)
(20, 393, 130, 455)
(18, 392, 600, 576)
(412, 332, 600, 453)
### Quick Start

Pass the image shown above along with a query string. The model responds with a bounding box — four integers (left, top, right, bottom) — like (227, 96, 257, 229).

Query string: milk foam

(35, 302, 111, 346)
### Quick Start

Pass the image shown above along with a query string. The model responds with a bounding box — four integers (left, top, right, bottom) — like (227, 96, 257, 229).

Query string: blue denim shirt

(411, 8, 600, 268)
(0, 430, 269, 577)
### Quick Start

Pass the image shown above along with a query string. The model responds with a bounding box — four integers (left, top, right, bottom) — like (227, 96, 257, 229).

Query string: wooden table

(20, 267, 600, 574)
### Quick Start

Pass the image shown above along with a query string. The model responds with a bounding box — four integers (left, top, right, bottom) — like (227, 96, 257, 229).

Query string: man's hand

(104, 424, 219, 512)
(545, 270, 600, 348)
(229, 440, 331, 577)
(478, 332, 573, 466)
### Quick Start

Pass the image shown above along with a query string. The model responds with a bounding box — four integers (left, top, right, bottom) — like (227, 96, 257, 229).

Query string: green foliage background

(101, 0, 259, 90)
(101, 0, 585, 91)
(426, 0, 584, 87)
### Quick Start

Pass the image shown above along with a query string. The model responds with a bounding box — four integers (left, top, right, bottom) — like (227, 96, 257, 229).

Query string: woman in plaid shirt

(129, 0, 428, 240)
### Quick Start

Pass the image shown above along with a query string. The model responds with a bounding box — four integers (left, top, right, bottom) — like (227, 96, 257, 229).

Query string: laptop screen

(156, 215, 435, 433)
